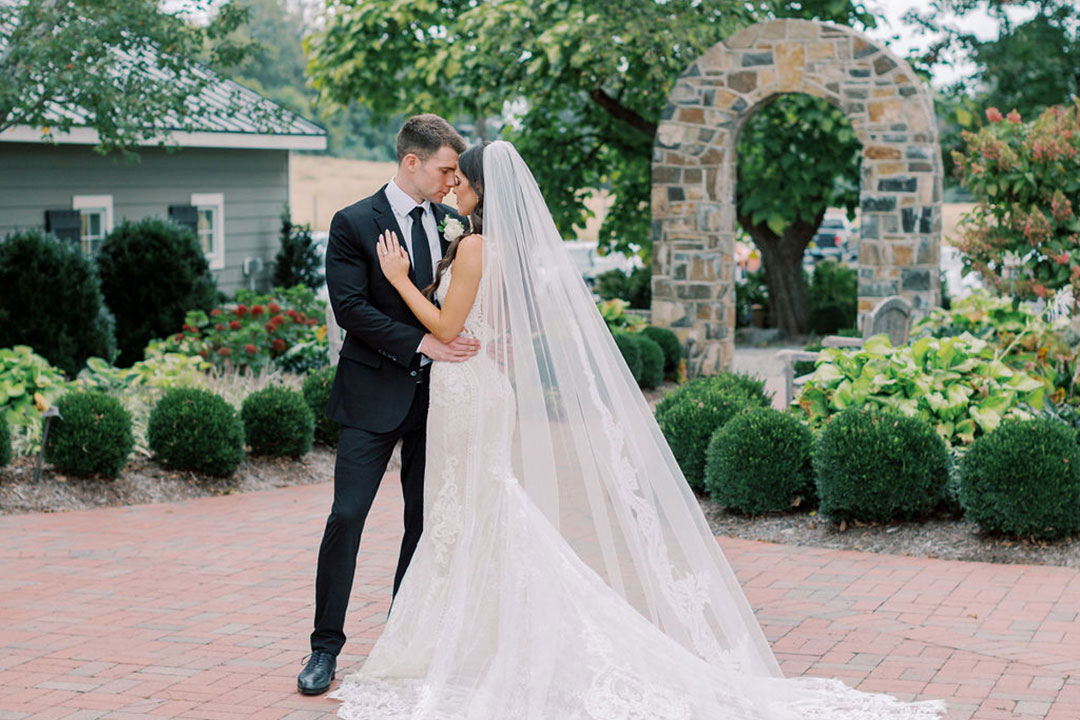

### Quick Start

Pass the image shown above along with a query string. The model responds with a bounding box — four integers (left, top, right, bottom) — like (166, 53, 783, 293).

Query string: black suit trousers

(310, 376, 429, 656)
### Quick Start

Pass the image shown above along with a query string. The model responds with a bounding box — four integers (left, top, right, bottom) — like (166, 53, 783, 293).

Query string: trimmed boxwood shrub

(655, 373, 771, 492)
(45, 392, 134, 477)
(0, 229, 116, 376)
(302, 366, 340, 446)
(637, 334, 665, 389)
(96, 218, 218, 367)
(0, 418, 10, 467)
(241, 386, 314, 457)
(613, 331, 643, 382)
(640, 326, 681, 379)
(958, 419, 1080, 540)
(705, 407, 814, 514)
(813, 407, 949, 524)
(148, 388, 244, 476)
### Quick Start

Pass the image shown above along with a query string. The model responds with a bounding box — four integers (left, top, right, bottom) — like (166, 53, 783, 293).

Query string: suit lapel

(373, 184, 417, 285)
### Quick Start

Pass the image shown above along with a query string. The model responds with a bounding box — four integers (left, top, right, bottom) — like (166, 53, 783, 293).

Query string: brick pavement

(1, 478, 1078, 720)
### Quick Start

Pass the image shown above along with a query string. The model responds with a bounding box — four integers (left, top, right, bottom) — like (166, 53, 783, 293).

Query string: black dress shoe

(297, 651, 336, 695)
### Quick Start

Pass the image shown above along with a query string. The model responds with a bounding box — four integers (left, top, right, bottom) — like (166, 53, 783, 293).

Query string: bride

(330, 140, 944, 720)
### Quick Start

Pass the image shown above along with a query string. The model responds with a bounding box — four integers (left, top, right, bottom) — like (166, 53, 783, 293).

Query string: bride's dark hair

(424, 141, 489, 300)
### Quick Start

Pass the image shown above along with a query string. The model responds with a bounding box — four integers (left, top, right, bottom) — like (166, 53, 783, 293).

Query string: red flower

(215, 323, 226, 331)
(271, 338, 287, 352)
(1007, 109, 1021, 124)
(986, 107, 1003, 123)
(198, 350, 209, 359)
(244, 343, 258, 354)
(251, 305, 265, 317)
(272, 314, 286, 326)
(173, 333, 185, 342)
(229, 320, 242, 330)
(218, 347, 232, 357)
(268, 302, 281, 314)
(235, 304, 248, 316)
(210, 308, 223, 317)
(264, 322, 276, 333)
(285, 308, 298, 318)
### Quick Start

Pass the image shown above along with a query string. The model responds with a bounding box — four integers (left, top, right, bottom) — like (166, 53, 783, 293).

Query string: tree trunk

(737, 209, 825, 337)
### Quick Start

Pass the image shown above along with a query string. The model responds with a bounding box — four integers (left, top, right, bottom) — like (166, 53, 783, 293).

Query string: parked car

(564, 240, 642, 286)
(807, 214, 855, 262)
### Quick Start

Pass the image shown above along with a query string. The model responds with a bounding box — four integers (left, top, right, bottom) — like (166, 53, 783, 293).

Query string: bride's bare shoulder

(456, 233, 483, 256)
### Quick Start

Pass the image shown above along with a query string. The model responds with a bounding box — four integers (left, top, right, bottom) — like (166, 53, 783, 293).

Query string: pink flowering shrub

(952, 102, 1080, 303)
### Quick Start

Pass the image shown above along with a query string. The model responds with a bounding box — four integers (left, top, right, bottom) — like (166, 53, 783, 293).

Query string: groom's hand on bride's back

(420, 334, 480, 362)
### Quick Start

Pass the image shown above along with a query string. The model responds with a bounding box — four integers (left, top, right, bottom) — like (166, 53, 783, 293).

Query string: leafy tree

(0, 0, 286, 156)
(736, 94, 861, 334)
(273, 208, 325, 291)
(305, 0, 876, 258)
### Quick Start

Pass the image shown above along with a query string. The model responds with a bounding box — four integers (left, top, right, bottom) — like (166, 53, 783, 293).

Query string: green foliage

(799, 333, 1048, 447)
(705, 407, 814, 515)
(0, 415, 9, 467)
(640, 326, 682, 380)
(45, 392, 133, 478)
(96, 218, 218, 367)
(157, 285, 328, 374)
(305, 0, 874, 256)
(75, 351, 209, 394)
(637, 335, 665, 390)
(148, 388, 245, 476)
(951, 102, 1080, 303)
(959, 419, 1080, 540)
(241, 386, 314, 457)
(597, 299, 646, 333)
(0, 0, 275, 155)
(613, 332, 643, 383)
(0, 229, 116, 378)
(594, 267, 651, 309)
(0, 346, 69, 445)
(273, 209, 324, 291)
(302, 366, 340, 446)
(808, 261, 857, 335)
(654, 373, 771, 492)
(813, 407, 950, 523)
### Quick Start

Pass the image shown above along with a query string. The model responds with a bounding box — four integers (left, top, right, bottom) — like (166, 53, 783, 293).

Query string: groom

(298, 114, 478, 695)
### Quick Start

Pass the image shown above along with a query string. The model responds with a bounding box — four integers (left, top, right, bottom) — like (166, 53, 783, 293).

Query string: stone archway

(650, 18, 942, 375)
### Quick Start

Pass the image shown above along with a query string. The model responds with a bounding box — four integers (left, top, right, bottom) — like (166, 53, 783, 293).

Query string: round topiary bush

(0, 229, 116, 377)
(241, 386, 314, 457)
(636, 334, 664, 389)
(96, 218, 218, 367)
(641, 326, 681, 379)
(813, 407, 949, 524)
(655, 375, 770, 493)
(958, 419, 1080, 540)
(302, 366, 340, 446)
(148, 387, 244, 476)
(45, 392, 134, 477)
(705, 407, 815, 514)
(0, 418, 11, 467)
(613, 331, 643, 382)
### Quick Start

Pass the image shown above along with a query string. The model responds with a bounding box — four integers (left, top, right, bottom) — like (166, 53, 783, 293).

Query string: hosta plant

(798, 333, 1047, 446)
(0, 346, 70, 454)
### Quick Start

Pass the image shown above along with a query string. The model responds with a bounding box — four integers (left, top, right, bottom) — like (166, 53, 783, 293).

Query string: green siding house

(0, 78, 326, 293)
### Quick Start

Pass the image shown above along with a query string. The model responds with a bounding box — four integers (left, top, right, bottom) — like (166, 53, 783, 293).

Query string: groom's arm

(325, 209, 425, 368)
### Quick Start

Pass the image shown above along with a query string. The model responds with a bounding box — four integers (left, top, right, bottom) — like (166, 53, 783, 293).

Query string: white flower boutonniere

(439, 217, 466, 243)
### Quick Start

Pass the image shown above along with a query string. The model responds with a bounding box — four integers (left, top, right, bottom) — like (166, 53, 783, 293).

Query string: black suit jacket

(324, 184, 466, 433)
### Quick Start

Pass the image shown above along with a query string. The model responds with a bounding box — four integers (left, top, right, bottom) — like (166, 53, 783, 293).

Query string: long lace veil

(467, 140, 780, 677)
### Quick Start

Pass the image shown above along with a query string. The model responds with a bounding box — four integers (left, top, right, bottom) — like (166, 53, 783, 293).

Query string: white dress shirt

(385, 178, 441, 363)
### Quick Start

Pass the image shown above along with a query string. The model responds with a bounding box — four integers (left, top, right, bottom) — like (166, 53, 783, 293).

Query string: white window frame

(72, 194, 113, 258)
(191, 192, 225, 270)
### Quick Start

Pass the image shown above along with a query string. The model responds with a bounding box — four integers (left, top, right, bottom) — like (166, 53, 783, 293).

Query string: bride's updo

(424, 140, 489, 299)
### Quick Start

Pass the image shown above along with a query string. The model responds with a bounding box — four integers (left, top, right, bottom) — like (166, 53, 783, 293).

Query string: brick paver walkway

(1, 478, 1078, 720)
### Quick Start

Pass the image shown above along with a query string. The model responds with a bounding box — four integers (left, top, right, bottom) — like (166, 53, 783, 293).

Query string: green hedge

(0, 418, 10, 467)
(641, 326, 681, 379)
(241, 386, 314, 458)
(302, 366, 341, 446)
(705, 407, 814, 514)
(613, 331, 643, 383)
(148, 388, 244, 476)
(45, 392, 134, 477)
(813, 407, 949, 523)
(959, 419, 1080, 539)
(637, 335, 664, 389)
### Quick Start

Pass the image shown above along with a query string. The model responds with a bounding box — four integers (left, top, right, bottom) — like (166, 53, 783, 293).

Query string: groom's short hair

(396, 114, 466, 163)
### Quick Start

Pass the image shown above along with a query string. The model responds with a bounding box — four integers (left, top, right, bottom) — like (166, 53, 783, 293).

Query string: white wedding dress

(330, 142, 944, 720)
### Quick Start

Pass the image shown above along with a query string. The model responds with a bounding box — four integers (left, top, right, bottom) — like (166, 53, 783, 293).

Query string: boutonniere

(438, 217, 466, 243)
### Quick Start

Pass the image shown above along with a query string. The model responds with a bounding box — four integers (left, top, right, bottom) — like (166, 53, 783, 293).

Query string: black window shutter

(168, 204, 199, 237)
(44, 209, 81, 243)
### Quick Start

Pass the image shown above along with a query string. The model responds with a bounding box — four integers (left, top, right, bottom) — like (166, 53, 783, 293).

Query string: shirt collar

(387, 177, 431, 218)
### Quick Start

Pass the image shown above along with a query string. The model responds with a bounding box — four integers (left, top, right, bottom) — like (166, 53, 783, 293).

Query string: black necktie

(409, 206, 433, 289)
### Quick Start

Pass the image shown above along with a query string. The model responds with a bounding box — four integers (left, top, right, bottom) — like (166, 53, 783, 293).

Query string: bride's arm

(377, 230, 482, 344)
